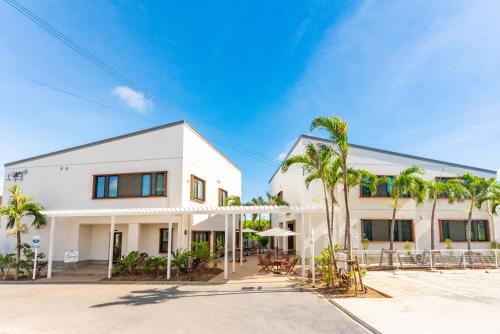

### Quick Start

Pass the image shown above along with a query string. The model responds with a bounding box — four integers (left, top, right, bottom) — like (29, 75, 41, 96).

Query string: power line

(2, 0, 284, 168)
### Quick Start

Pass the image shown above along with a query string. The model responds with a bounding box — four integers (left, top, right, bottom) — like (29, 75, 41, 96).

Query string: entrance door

(113, 231, 123, 262)
(287, 221, 295, 251)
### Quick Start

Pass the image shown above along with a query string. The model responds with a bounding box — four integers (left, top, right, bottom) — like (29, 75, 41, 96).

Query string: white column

(209, 214, 214, 253)
(167, 219, 173, 279)
(224, 214, 228, 280)
(177, 218, 183, 251)
(232, 214, 236, 273)
(240, 214, 243, 265)
(47, 217, 56, 279)
(300, 213, 305, 280)
(309, 214, 315, 286)
(107, 216, 116, 279)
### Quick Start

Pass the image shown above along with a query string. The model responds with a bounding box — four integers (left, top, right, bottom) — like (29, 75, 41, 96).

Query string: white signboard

(64, 251, 79, 263)
(32, 235, 40, 248)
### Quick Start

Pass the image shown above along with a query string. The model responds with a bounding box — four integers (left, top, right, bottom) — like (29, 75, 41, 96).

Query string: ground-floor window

(362, 219, 413, 242)
(215, 231, 225, 248)
(440, 220, 489, 242)
(192, 231, 210, 244)
(159, 229, 170, 253)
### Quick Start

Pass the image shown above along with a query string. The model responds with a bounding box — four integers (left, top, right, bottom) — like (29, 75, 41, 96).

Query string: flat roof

(268, 134, 497, 183)
(5, 120, 240, 170)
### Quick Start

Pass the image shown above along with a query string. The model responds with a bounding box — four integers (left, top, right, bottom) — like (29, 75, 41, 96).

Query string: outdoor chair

(283, 257, 299, 276)
(257, 254, 271, 272)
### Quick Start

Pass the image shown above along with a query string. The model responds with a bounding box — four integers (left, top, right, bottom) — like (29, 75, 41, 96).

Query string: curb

(327, 298, 382, 334)
(0, 280, 224, 285)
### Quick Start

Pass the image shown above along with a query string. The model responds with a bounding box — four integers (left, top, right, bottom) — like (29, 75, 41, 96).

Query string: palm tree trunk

(321, 183, 335, 289)
(390, 205, 397, 266)
(467, 204, 473, 251)
(342, 160, 351, 258)
(430, 198, 437, 250)
(16, 230, 21, 280)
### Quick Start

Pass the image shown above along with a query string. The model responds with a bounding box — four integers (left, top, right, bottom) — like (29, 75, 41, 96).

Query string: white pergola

(42, 205, 324, 281)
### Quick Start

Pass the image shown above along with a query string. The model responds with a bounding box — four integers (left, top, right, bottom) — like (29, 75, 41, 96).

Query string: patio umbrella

(257, 227, 299, 254)
(241, 228, 258, 233)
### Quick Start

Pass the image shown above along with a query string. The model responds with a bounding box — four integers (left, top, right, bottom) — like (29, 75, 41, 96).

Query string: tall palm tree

(282, 143, 335, 253)
(426, 178, 465, 250)
(266, 192, 289, 206)
(459, 173, 498, 250)
(310, 116, 352, 256)
(0, 185, 46, 280)
(386, 166, 426, 252)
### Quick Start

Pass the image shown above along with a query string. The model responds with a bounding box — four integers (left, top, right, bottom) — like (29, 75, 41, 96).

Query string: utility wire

(2, 0, 284, 168)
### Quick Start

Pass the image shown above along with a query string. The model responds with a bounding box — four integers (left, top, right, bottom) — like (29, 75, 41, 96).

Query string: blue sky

(0, 0, 499, 201)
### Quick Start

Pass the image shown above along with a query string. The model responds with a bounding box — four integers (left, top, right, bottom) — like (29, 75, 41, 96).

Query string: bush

(144, 256, 167, 276)
(171, 249, 189, 276)
(189, 241, 210, 271)
(19, 243, 45, 276)
(112, 251, 148, 276)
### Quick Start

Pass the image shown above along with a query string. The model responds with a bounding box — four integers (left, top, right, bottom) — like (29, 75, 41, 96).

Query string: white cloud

(111, 86, 152, 112)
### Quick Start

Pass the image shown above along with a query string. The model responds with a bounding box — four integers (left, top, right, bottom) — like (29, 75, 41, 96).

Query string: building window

(440, 220, 489, 242)
(361, 176, 395, 197)
(191, 175, 205, 202)
(108, 175, 118, 198)
(95, 176, 106, 198)
(93, 171, 167, 199)
(218, 188, 228, 206)
(361, 219, 413, 241)
(159, 229, 170, 253)
(141, 174, 152, 197)
(155, 173, 166, 196)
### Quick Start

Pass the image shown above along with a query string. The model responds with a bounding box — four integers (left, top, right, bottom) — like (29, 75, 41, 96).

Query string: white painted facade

(270, 135, 498, 257)
(0, 121, 241, 264)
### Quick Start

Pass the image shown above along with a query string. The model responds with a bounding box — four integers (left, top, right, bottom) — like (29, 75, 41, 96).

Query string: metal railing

(353, 249, 499, 270)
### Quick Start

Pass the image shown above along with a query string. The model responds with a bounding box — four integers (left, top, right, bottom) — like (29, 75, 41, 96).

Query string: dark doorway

(113, 231, 123, 262)
(287, 221, 295, 251)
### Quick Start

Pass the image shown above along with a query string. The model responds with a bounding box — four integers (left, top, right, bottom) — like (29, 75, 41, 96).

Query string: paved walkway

(0, 282, 368, 333)
(335, 270, 500, 333)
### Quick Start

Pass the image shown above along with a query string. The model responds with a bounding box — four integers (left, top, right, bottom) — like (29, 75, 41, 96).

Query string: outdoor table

(271, 259, 286, 273)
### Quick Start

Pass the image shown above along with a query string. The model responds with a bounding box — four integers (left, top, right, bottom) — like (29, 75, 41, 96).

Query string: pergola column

(300, 213, 305, 280)
(47, 217, 56, 279)
(224, 214, 228, 280)
(167, 219, 173, 280)
(239, 213, 243, 266)
(232, 214, 236, 273)
(107, 216, 116, 279)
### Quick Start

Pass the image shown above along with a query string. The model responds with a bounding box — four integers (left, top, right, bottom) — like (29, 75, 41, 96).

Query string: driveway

(335, 270, 500, 334)
(0, 282, 368, 334)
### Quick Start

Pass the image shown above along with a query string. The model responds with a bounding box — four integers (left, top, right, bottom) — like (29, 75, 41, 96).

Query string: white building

(269, 135, 498, 256)
(1, 121, 241, 267)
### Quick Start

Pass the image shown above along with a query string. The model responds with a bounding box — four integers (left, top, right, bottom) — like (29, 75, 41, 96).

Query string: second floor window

(191, 175, 205, 202)
(93, 171, 167, 199)
(218, 188, 228, 206)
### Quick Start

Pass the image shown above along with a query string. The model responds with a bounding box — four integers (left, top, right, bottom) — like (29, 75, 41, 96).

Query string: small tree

(386, 166, 426, 252)
(426, 178, 465, 249)
(460, 173, 498, 250)
(0, 185, 46, 280)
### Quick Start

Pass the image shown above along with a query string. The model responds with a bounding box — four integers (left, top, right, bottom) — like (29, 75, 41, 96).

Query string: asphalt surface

(0, 283, 368, 334)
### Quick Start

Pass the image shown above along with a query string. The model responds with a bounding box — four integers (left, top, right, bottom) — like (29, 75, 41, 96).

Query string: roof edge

(268, 134, 497, 183)
(4, 120, 238, 171)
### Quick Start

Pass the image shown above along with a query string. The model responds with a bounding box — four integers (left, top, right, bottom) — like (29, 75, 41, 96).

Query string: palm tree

(310, 116, 353, 256)
(248, 195, 267, 253)
(386, 166, 426, 252)
(282, 143, 336, 253)
(266, 192, 289, 206)
(459, 173, 498, 250)
(0, 185, 46, 280)
(426, 178, 466, 250)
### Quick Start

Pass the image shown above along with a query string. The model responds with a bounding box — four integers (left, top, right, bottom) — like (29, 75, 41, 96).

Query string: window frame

(92, 171, 168, 199)
(218, 188, 228, 206)
(158, 228, 172, 253)
(438, 219, 490, 242)
(360, 218, 415, 242)
(359, 175, 395, 198)
(190, 175, 206, 202)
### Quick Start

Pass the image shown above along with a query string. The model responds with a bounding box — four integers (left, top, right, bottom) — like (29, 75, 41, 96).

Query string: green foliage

(19, 243, 45, 275)
(403, 241, 413, 255)
(314, 245, 335, 288)
(171, 249, 189, 276)
(490, 241, 498, 250)
(210, 240, 224, 268)
(188, 241, 210, 270)
(0, 253, 15, 267)
(361, 238, 370, 250)
(112, 251, 148, 276)
(444, 239, 453, 250)
(144, 256, 167, 276)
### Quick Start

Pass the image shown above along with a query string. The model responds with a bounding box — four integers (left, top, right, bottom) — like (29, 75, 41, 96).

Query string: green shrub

(20, 243, 45, 275)
(210, 240, 223, 269)
(171, 249, 189, 276)
(188, 241, 210, 271)
(144, 256, 167, 277)
(112, 251, 148, 276)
